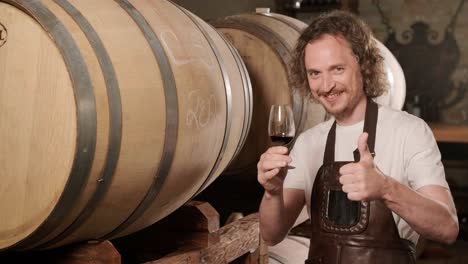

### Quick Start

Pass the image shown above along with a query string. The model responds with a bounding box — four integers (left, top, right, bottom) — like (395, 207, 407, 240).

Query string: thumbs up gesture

(339, 132, 389, 201)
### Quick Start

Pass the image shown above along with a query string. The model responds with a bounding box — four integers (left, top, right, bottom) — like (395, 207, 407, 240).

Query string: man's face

(304, 34, 366, 122)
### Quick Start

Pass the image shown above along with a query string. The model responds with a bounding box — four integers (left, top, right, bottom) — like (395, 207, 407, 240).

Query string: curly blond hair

(291, 10, 388, 100)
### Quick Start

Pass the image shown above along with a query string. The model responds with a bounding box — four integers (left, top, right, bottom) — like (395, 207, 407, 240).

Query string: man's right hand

(257, 146, 292, 197)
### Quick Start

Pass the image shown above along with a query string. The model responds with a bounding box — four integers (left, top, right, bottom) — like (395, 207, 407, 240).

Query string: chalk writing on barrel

(0, 22, 7, 47)
(160, 30, 213, 68)
(186, 90, 217, 129)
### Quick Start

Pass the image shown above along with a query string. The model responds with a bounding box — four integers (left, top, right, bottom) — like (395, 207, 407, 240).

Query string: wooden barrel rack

(0, 201, 267, 264)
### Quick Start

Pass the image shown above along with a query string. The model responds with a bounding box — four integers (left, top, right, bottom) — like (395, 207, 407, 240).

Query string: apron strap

(323, 98, 379, 164)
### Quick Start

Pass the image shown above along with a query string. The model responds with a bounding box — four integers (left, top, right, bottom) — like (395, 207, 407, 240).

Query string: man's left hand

(339, 132, 389, 201)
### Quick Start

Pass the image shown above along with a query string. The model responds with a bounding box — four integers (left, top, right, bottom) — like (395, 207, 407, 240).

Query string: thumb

(358, 132, 372, 161)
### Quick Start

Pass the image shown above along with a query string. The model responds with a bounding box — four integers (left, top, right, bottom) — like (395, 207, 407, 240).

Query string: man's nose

(322, 73, 336, 92)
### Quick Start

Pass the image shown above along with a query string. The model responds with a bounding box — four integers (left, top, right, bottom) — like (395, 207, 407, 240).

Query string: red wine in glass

(270, 134, 293, 145)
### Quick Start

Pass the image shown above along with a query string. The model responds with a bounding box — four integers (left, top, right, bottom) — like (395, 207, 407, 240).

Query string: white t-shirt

(284, 104, 449, 245)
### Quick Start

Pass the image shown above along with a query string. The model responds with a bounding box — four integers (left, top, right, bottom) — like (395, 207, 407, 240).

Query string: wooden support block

(168, 200, 221, 249)
(169, 200, 220, 234)
(51, 241, 121, 264)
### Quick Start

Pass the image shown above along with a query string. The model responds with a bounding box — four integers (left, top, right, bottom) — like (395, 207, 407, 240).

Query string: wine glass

(268, 104, 296, 146)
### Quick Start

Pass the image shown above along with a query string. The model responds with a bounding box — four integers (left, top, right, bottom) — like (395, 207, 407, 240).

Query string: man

(257, 10, 459, 263)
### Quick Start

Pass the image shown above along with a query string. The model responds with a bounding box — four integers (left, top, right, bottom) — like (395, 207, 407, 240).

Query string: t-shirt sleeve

(405, 119, 449, 190)
(283, 134, 307, 190)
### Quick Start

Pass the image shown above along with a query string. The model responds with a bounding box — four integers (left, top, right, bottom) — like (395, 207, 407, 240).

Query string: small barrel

(0, 0, 251, 250)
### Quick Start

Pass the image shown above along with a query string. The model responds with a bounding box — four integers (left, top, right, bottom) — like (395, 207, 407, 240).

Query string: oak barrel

(0, 0, 251, 250)
(213, 10, 406, 174)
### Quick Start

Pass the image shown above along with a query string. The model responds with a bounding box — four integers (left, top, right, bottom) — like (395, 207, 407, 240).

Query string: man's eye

(335, 67, 345, 73)
(309, 71, 320, 78)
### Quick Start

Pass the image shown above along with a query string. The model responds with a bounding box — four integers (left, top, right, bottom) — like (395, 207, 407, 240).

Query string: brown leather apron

(306, 99, 416, 264)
